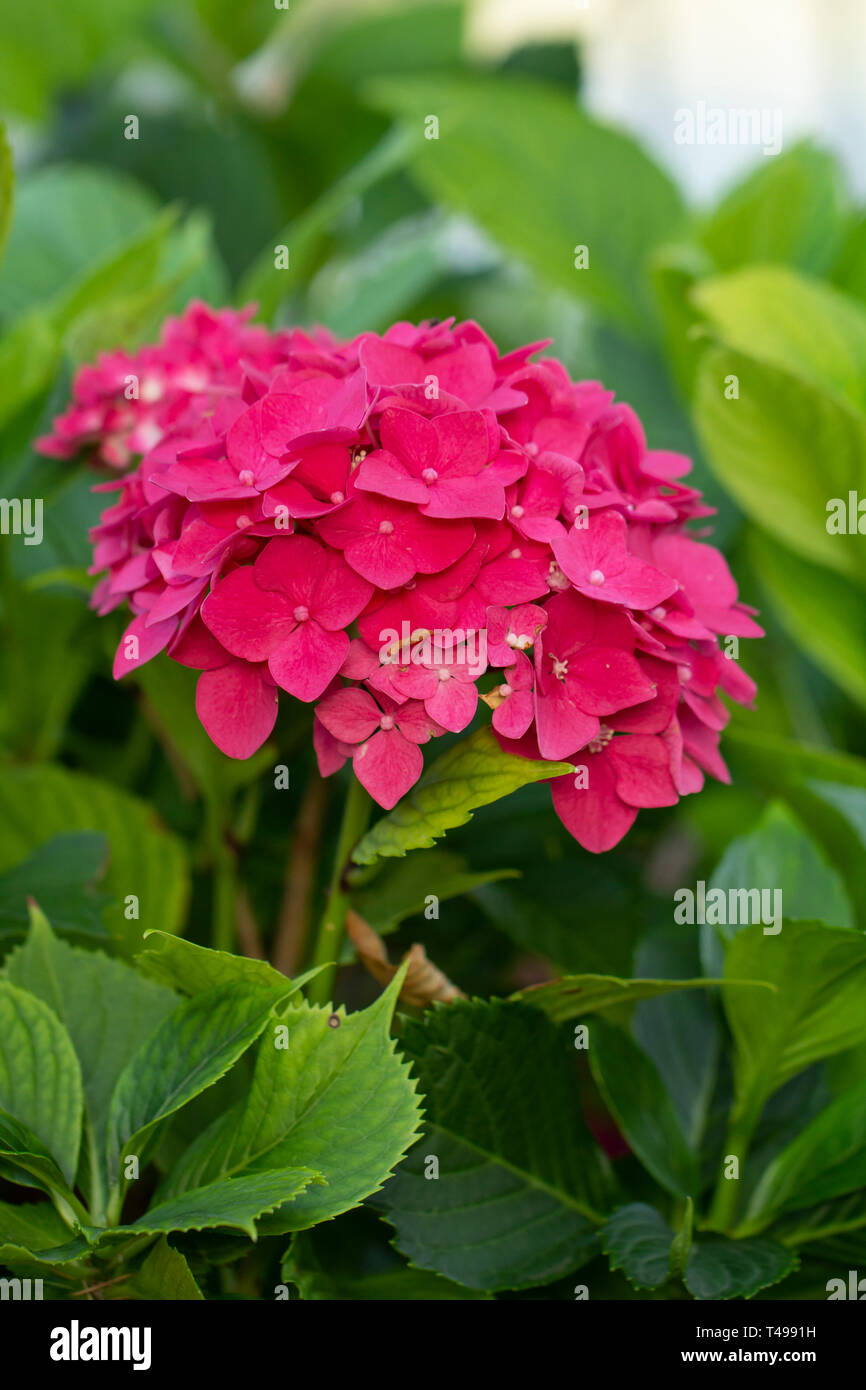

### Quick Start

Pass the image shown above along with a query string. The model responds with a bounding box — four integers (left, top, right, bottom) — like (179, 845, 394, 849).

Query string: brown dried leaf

(345, 908, 463, 1009)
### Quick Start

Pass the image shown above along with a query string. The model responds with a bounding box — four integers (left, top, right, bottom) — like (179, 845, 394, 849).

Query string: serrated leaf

(588, 1017, 697, 1197)
(4, 912, 177, 1217)
(352, 726, 572, 864)
(106, 1169, 320, 1241)
(602, 1203, 673, 1290)
(0, 1238, 90, 1280)
(0, 763, 189, 953)
(381, 999, 607, 1291)
(155, 972, 422, 1234)
(137, 930, 321, 1002)
(118, 1236, 203, 1301)
(105, 984, 282, 1187)
(0, 980, 82, 1186)
(743, 1079, 866, 1231)
(685, 1237, 797, 1300)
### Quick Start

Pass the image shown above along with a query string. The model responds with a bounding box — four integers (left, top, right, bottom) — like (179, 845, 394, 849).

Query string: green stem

(204, 794, 238, 953)
(707, 1083, 765, 1232)
(307, 776, 370, 1006)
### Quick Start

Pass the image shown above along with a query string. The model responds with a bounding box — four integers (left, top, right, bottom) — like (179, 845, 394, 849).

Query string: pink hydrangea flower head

(38, 308, 761, 850)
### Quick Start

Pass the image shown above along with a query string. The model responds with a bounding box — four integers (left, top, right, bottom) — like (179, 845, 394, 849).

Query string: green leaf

(0, 164, 158, 319)
(349, 849, 518, 935)
(105, 984, 283, 1186)
(632, 931, 721, 1152)
(670, 1197, 695, 1281)
(743, 1080, 866, 1230)
(693, 264, 866, 414)
(0, 1237, 90, 1280)
(0, 587, 97, 761)
(0, 1197, 70, 1251)
(137, 930, 319, 1002)
(517, 973, 736, 1025)
(700, 142, 848, 276)
(0, 833, 109, 942)
(284, 1228, 491, 1301)
(0, 763, 189, 953)
(602, 1203, 673, 1290)
(306, 211, 459, 338)
(371, 74, 687, 337)
(156, 973, 422, 1234)
(4, 911, 177, 1216)
(238, 124, 419, 320)
(588, 1017, 697, 1197)
(0, 1110, 75, 1198)
(685, 1236, 797, 1300)
(705, 801, 853, 972)
(352, 725, 572, 864)
(0, 124, 13, 265)
(120, 1236, 203, 1301)
(0, 980, 82, 1186)
(748, 529, 866, 709)
(694, 344, 866, 582)
(134, 658, 273, 799)
(108, 1169, 320, 1241)
(723, 920, 866, 1115)
(381, 999, 606, 1291)
(725, 727, 866, 793)
(0, 308, 59, 429)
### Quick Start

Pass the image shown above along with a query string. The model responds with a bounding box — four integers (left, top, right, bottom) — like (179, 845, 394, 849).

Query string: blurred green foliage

(0, 0, 865, 1302)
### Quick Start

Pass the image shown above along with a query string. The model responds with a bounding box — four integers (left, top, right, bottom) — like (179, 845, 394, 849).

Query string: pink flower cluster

(37, 302, 762, 851)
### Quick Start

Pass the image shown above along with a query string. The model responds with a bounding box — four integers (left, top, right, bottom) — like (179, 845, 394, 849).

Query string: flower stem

(204, 794, 238, 954)
(307, 776, 370, 1006)
(707, 1083, 765, 1232)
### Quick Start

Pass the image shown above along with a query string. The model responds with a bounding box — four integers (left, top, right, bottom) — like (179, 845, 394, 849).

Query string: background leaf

(381, 999, 607, 1291)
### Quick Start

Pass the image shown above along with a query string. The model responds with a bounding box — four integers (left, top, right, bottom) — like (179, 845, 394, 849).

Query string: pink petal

(353, 728, 423, 809)
(551, 754, 637, 853)
(196, 661, 278, 759)
(268, 620, 349, 702)
(534, 686, 599, 760)
(424, 677, 478, 733)
(113, 614, 177, 680)
(316, 686, 381, 743)
(202, 567, 296, 661)
(608, 735, 679, 808)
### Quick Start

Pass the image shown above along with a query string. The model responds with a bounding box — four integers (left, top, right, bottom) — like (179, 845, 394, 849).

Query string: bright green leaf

(0, 980, 82, 1186)
(157, 973, 422, 1234)
(105, 984, 282, 1186)
(352, 726, 573, 864)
